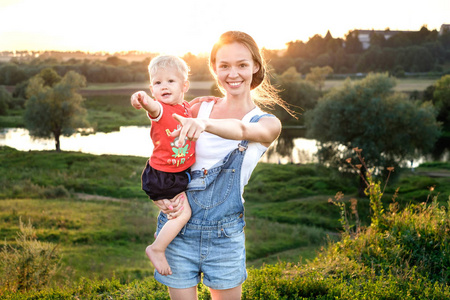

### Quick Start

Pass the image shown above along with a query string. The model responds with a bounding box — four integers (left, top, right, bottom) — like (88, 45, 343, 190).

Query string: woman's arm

(153, 193, 187, 219)
(172, 114, 281, 148)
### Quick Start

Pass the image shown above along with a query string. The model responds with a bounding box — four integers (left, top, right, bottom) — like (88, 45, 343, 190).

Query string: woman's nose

(229, 67, 239, 77)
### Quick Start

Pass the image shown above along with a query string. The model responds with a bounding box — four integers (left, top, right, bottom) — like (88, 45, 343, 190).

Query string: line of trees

(1, 26, 449, 87)
(266, 26, 450, 76)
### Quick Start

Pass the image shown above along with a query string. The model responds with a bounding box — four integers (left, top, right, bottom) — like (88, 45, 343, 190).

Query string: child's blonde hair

(148, 55, 190, 81)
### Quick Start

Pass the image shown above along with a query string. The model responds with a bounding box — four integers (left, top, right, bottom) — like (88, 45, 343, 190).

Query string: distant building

(355, 29, 409, 49)
(355, 24, 449, 49)
(440, 24, 450, 35)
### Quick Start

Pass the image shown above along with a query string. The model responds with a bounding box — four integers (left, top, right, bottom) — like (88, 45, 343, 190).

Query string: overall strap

(238, 113, 276, 150)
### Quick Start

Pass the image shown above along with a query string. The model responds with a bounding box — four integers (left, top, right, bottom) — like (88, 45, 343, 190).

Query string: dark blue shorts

(141, 161, 190, 201)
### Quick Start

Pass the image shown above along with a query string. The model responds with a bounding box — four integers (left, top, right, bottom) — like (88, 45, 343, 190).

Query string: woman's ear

(253, 63, 260, 74)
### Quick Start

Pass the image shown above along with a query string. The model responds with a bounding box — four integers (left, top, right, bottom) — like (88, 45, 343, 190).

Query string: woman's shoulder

(192, 101, 215, 118)
(244, 106, 278, 122)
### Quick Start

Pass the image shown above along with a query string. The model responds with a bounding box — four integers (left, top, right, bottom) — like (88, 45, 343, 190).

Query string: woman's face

(214, 42, 259, 97)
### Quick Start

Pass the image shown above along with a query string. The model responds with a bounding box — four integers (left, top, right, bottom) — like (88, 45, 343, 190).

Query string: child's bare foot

(145, 245, 172, 276)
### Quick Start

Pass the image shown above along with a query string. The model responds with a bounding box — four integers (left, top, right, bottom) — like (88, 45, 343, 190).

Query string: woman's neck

(211, 94, 256, 120)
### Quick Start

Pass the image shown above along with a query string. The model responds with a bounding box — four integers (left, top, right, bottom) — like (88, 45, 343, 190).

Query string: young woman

(151, 31, 292, 300)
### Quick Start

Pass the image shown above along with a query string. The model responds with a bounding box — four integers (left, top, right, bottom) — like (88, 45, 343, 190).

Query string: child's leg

(146, 192, 191, 276)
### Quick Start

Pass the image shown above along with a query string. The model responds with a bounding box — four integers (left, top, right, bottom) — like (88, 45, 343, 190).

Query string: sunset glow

(1, 0, 449, 55)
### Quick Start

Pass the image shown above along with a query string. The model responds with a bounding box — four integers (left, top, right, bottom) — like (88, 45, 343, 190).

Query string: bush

(0, 219, 60, 293)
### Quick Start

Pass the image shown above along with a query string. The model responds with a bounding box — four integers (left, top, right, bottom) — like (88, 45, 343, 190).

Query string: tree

(305, 66, 333, 91)
(274, 67, 321, 124)
(24, 70, 88, 152)
(344, 30, 363, 54)
(430, 75, 450, 159)
(0, 86, 12, 115)
(305, 73, 440, 184)
(433, 74, 450, 130)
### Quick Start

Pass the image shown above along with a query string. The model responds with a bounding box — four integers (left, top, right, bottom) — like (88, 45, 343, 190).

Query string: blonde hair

(209, 31, 295, 116)
(148, 55, 190, 81)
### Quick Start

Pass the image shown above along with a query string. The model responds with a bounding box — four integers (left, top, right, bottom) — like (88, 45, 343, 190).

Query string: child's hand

(189, 96, 222, 106)
(130, 91, 150, 109)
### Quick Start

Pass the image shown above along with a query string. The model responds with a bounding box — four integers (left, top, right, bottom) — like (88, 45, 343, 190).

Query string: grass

(3, 192, 450, 299)
(2, 146, 449, 286)
(324, 77, 437, 92)
(0, 146, 341, 285)
(84, 94, 150, 132)
(0, 198, 156, 283)
(1, 146, 450, 298)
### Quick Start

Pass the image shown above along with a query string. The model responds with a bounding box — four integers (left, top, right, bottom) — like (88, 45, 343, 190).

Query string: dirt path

(75, 193, 128, 202)
(416, 171, 450, 178)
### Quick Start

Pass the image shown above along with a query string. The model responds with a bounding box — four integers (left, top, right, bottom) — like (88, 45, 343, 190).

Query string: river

(0, 126, 318, 164)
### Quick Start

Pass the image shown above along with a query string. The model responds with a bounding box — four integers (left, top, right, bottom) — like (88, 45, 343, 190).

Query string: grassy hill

(1, 146, 450, 298)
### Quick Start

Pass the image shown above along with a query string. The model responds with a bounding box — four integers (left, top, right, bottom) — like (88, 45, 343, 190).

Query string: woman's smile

(227, 81, 243, 88)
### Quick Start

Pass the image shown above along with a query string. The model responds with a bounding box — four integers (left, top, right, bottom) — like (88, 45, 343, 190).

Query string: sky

(0, 0, 449, 55)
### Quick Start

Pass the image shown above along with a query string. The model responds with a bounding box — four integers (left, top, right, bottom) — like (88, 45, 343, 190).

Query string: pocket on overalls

(222, 218, 245, 238)
(188, 167, 237, 209)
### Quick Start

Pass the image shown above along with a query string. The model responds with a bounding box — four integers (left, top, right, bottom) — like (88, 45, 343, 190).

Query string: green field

(1, 146, 449, 286)
(324, 77, 436, 92)
(1, 146, 450, 298)
(85, 78, 437, 93)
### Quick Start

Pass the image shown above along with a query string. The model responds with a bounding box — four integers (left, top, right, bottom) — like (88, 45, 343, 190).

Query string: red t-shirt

(148, 100, 195, 173)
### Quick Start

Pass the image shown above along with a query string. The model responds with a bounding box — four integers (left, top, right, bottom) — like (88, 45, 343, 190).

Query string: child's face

(150, 67, 189, 105)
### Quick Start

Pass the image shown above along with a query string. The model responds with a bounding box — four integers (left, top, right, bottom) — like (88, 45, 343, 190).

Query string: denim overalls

(154, 114, 272, 290)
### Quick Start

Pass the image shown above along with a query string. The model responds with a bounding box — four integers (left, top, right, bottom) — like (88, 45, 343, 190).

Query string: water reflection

(0, 127, 154, 157)
(264, 127, 318, 164)
(0, 127, 318, 163)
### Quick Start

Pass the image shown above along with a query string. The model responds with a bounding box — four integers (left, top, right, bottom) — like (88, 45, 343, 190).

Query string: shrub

(0, 218, 60, 293)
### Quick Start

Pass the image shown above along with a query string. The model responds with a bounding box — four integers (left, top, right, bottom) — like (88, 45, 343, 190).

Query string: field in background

(324, 78, 436, 92)
(84, 78, 437, 95)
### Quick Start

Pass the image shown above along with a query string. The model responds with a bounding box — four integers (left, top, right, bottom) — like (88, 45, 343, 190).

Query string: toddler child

(130, 55, 195, 276)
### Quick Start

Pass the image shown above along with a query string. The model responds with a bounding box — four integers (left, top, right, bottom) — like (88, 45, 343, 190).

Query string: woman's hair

(148, 55, 190, 82)
(209, 31, 294, 116)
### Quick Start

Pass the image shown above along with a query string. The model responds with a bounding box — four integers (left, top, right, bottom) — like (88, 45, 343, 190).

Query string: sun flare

(1, 0, 448, 55)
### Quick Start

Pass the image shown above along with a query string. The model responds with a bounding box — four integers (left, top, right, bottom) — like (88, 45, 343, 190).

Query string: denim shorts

(153, 212, 248, 290)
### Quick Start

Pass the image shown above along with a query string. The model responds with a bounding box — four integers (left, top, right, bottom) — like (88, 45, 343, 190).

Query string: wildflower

(353, 147, 362, 153)
(387, 167, 394, 172)
(355, 164, 362, 169)
(335, 191, 344, 201)
(350, 198, 358, 214)
(346, 158, 352, 164)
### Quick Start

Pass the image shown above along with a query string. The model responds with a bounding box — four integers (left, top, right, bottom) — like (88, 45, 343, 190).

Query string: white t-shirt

(191, 101, 269, 202)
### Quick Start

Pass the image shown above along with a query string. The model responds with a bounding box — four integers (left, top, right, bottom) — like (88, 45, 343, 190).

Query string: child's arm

(130, 91, 161, 118)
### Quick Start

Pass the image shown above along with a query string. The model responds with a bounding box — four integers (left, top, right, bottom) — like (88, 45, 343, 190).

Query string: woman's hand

(153, 192, 186, 219)
(189, 96, 222, 106)
(172, 114, 206, 147)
